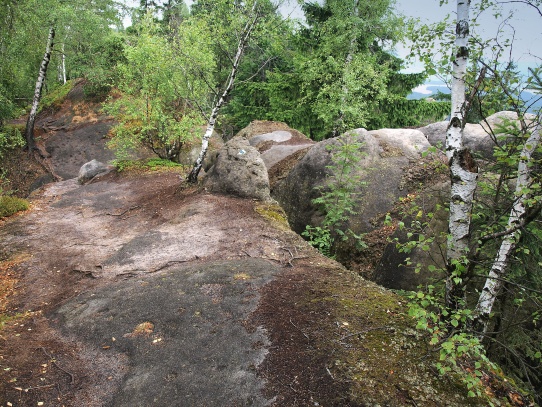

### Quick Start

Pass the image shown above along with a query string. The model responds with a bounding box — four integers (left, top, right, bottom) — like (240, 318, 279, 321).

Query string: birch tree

(403, 0, 542, 395)
(25, 26, 55, 153)
(472, 122, 541, 336)
(187, 0, 262, 183)
(444, 0, 479, 310)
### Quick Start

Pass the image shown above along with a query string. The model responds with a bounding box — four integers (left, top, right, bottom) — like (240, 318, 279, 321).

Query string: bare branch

(496, 0, 542, 17)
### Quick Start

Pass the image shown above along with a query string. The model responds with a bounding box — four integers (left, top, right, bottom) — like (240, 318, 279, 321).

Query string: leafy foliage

(407, 286, 499, 400)
(388, 111, 542, 400)
(0, 125, 25, 159)
(368, 98, 450, 129)
(225, 0, 430, 140)
(104, 14, 214, 161)
(303, 134, 367, 258)
(0, 195, 29, 218)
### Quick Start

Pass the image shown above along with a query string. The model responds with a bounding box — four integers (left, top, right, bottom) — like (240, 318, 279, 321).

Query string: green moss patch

(0, 196, 29, 218)
(114, 158, 186, 174)
(39, 80, 75, 112)
(308, 270, 519, 406)
(254, 202, 290, 231)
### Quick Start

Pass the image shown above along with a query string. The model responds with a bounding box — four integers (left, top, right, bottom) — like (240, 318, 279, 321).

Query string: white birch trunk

(61, 42, 67, 84)
(445, 0, 478, 308)
(446, 0, 470, 158)
(187, 2, 259, 183)
(472, 123, 541, 335)
(25, 26, 55, 152)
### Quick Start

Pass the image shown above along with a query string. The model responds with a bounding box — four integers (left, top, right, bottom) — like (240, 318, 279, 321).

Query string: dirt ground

(0, 88, 530, 406)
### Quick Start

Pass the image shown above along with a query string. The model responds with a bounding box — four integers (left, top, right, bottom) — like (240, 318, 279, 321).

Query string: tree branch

(496, 0, 542, 17)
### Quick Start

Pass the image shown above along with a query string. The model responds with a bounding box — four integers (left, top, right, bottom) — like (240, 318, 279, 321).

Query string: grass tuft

(0, 196, 29, 218)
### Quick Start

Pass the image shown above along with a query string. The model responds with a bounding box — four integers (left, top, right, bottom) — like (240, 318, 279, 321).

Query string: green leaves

(303, 134, 367, 257)
(105, 14, 213, 161)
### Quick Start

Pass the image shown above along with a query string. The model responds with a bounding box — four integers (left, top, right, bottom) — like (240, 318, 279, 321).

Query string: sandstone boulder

(77, 159, 114, 184)
(235, 120, 314, 190)
(273, 128, 436, 235)
(419, 111, 537, 160)
(203, 137, 271, 201)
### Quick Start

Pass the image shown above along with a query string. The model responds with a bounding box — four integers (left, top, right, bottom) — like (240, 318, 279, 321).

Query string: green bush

(0, 125, 25, 158)
(39, 80, 75, 112)
(0, 196, 29, 218)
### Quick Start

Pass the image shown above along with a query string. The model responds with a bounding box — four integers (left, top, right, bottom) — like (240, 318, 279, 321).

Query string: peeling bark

(472, 123, 541, 336)
(446, 149, 478, 308)
(60, 41, 67, 85)
(445, 0, 477, 309)
(25, 26, 55, 153)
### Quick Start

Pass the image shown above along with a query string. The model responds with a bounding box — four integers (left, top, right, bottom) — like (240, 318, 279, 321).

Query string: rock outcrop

(272, 127, 451, 286)
(419, 111, 537, 160)
(273, 128, 435, 236)
(77, 159, 114, 184)
(236, 120, 314, 190)
(203, 137, 271, 201)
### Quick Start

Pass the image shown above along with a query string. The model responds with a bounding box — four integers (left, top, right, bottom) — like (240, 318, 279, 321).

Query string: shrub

(0, 196, 29, 218)
(0, 125, 25, 158)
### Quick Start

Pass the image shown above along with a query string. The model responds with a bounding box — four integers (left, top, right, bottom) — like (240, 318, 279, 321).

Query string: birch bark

(472, 123, 541, 335)
(61, 41, 66, 85)
(445, 0, 479, 309)
(187, 2, 259, 183)
(25, 26, 55, 152)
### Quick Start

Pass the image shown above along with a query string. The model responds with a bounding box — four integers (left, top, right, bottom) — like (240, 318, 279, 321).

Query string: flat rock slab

(52, 258, 278, 407)
(261, 144, 314, 170)
(46, 122, 116, 180)
(249, 131, 293, 146)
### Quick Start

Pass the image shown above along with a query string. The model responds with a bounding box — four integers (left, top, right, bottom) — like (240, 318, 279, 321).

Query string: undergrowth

(0, 196, 29, 218)
(0, 124, 25, 159)
(114, 158, 185, 173)
(303, 133, 367, 258)
(39, 80, 75, 112)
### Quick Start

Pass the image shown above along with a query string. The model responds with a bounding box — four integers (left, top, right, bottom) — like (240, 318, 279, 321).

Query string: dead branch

(106, 205, 140, 217)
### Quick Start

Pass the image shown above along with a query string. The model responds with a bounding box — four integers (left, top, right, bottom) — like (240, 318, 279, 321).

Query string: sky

(394, 0, 541, 75)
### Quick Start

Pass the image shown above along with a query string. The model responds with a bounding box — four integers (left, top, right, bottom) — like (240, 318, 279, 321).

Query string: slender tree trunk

(445, 0, 478, 309)
(187, 3, 259, 183)
(61, 41, 66, 84)
(472, 123, 541, 336)
(25, 26, 55, 152)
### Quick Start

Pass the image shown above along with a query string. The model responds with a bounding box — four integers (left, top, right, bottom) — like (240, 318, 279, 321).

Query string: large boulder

(203, 137, 271, 201)
(77, 159, 114, 184)
(419, 111, 537, 160)
(273, 128, 438, 237)
(273, 127, 451, 289)
(236, 120, 314, 190)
